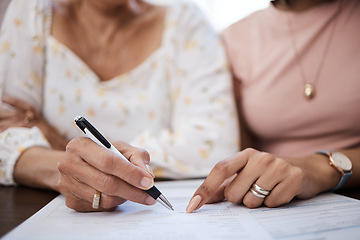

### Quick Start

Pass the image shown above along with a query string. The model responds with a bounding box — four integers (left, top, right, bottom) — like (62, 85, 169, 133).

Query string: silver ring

(92, 190, 101, 209)
(250, 188, 266, 198)
(252, 183, 270, 196)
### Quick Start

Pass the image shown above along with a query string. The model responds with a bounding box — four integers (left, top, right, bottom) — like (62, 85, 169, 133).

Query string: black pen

(74, 116, 174, 211)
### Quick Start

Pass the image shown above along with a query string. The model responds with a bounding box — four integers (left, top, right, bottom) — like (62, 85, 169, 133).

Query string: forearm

(14, 147, 64, 191)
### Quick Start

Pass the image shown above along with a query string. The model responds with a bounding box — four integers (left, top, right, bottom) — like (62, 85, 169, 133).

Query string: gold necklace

(285, 4, 340, 100)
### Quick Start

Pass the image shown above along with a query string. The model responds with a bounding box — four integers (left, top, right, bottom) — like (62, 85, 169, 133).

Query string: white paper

(3, 179, 360, 240)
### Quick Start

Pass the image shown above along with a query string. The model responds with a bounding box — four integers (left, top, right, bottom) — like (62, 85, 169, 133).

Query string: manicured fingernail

(140, 177, 154, 189)
(186, 195, 202, 213)
(146, 196, 157, 205)
(146, 164, 155, 178)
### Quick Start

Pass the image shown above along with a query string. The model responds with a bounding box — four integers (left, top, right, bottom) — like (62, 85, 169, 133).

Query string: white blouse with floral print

(0, 0, 239, 185)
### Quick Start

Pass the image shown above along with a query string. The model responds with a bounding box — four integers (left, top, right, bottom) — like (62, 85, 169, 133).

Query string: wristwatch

(316, 150, 352, 191)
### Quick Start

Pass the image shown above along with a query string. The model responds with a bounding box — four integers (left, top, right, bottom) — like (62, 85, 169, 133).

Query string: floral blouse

(0, 0, 239, 185)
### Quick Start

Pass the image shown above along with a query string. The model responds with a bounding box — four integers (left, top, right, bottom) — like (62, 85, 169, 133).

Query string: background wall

(0, 0, 11, 27)
(151, 0, 269, 30)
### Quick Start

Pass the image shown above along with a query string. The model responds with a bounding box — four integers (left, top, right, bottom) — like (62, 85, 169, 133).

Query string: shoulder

(222, 8, 269, 45)
(164, 0, 212, 30)
(1, 0, 51, 33)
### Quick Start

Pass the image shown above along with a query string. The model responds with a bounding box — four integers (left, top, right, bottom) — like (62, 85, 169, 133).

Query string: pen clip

(74, 116, 111, 148)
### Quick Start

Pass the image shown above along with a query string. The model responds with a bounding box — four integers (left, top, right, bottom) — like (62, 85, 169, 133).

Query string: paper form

(247, 193, 360, 240)
(3, 179, 360, 240)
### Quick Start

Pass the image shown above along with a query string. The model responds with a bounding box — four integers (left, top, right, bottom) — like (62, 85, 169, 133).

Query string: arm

(130, 3, 239, 179)
(186, 147, 360, 212)
(0, 3, 155, 212)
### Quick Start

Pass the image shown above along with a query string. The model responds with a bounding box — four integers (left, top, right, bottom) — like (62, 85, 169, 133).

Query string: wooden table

(0, 186, 359, 238)
(0, 187, 58, 238)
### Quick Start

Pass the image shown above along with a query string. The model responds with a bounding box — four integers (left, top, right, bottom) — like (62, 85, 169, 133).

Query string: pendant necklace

(285, 4, 340, 100)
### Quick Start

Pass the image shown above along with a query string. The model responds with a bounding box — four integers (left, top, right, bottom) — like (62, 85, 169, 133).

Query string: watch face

(331, 152, 352, 171)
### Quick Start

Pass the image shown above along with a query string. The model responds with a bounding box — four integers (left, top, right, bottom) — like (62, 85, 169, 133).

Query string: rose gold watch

(316, 151, 352, 191)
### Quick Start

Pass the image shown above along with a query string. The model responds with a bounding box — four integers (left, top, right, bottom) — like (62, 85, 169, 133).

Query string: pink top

(223, 0, 360, 157)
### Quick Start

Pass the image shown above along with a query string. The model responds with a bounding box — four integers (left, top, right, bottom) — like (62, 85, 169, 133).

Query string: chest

(51, 7, 165, 81)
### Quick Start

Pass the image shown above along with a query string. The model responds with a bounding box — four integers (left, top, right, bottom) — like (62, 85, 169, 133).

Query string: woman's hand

(58, 137, 156, 212)
(0, 95, 67, 150)
(186, 148, 340, 213)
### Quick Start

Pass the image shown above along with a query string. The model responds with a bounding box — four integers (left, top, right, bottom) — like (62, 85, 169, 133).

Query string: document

(3, 179, 360, 240)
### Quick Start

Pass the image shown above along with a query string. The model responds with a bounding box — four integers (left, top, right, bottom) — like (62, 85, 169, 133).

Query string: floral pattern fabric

(0, 0, 239, 185)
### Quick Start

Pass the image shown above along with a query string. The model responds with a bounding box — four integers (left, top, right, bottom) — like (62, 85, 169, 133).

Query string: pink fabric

(223, 0, 360, 157)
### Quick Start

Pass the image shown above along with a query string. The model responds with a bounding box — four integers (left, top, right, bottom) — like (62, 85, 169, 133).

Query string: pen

(74, 116, 174, 211)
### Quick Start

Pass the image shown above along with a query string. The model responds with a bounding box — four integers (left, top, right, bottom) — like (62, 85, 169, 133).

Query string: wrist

(38, 122, 68, 150)
(14, 147, 62, 191)
(286, 155, 340, 197)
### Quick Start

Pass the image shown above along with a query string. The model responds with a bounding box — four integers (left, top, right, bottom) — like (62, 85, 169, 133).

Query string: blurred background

(152, 0, 269, 30)
(0, 0, 270, 31)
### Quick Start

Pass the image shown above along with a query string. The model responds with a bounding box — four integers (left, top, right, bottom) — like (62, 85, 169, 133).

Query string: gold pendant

(304, 83, 315, 100)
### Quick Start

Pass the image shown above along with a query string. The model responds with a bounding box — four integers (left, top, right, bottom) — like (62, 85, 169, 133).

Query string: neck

(76, 0, 146, 30)
(272, 0, 337, 12)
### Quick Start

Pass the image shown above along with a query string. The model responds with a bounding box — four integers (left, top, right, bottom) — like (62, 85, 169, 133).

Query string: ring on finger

(23, 111, 34, 123)
(92, 190, 101, 209)
(252, 183, 270, 196)
(250, 183, 270, 199)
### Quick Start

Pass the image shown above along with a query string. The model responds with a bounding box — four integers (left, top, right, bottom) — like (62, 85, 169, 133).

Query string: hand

(1, 95, 67, 150)
(186, 148, 338, 213)
(58, 137, 157, 212)
(0, 95, 39, 130)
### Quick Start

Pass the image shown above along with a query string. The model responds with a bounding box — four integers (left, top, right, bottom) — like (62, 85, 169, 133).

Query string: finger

(63, 191, 118, 212)
(0, 118, 26, 131)
(59, 172, 127, 211)
(59, 150, 156, 206)
(112, 141, 154, 177)
(66, 137, 154, 190)
(0, 110, 18, 120)
(206, 175, 236, 204)
(186, 149, 257, 213)
(224, 152, 276, 205)
(242, 158, 299, 208)
(2, 95, 35, 112)
(263, 167, 303, 208)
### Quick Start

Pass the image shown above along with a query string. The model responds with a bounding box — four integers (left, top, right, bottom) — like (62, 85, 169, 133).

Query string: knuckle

(99, 175, 118, 195)
(198, 185, 212, 199)
(243, 148, 256, 155)
(66, 138, 82, 153)
(291, 167, 305, 181)
(57, 156, 71, 173)
(133, 148, 150, 162)
(213, 160, 230, 175)
(272, 158, 289, 173)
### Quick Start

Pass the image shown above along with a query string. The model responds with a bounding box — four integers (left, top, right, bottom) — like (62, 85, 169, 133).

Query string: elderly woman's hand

(0, 95, 67, 150)
(186, 148, 340, 213)
(58, 137, 156, 212)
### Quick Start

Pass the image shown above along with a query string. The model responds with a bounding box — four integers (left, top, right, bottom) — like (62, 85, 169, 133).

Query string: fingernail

(146, 196, 157, 205)
(186, 195, 202, 213)
(146, 164, 155, 178)
(140, 177, 154, 189)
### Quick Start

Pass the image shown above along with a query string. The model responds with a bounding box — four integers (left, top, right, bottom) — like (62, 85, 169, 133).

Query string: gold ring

(92, 190, 101, 209)
(23, 111, 34, 123)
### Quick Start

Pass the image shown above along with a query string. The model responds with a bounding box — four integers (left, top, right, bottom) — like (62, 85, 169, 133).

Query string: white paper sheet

(3, 179, 360, 240)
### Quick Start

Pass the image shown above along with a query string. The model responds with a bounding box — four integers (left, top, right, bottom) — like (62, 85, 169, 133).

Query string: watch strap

(333, 171, 352, 191)
(315, 150, 352, 191)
